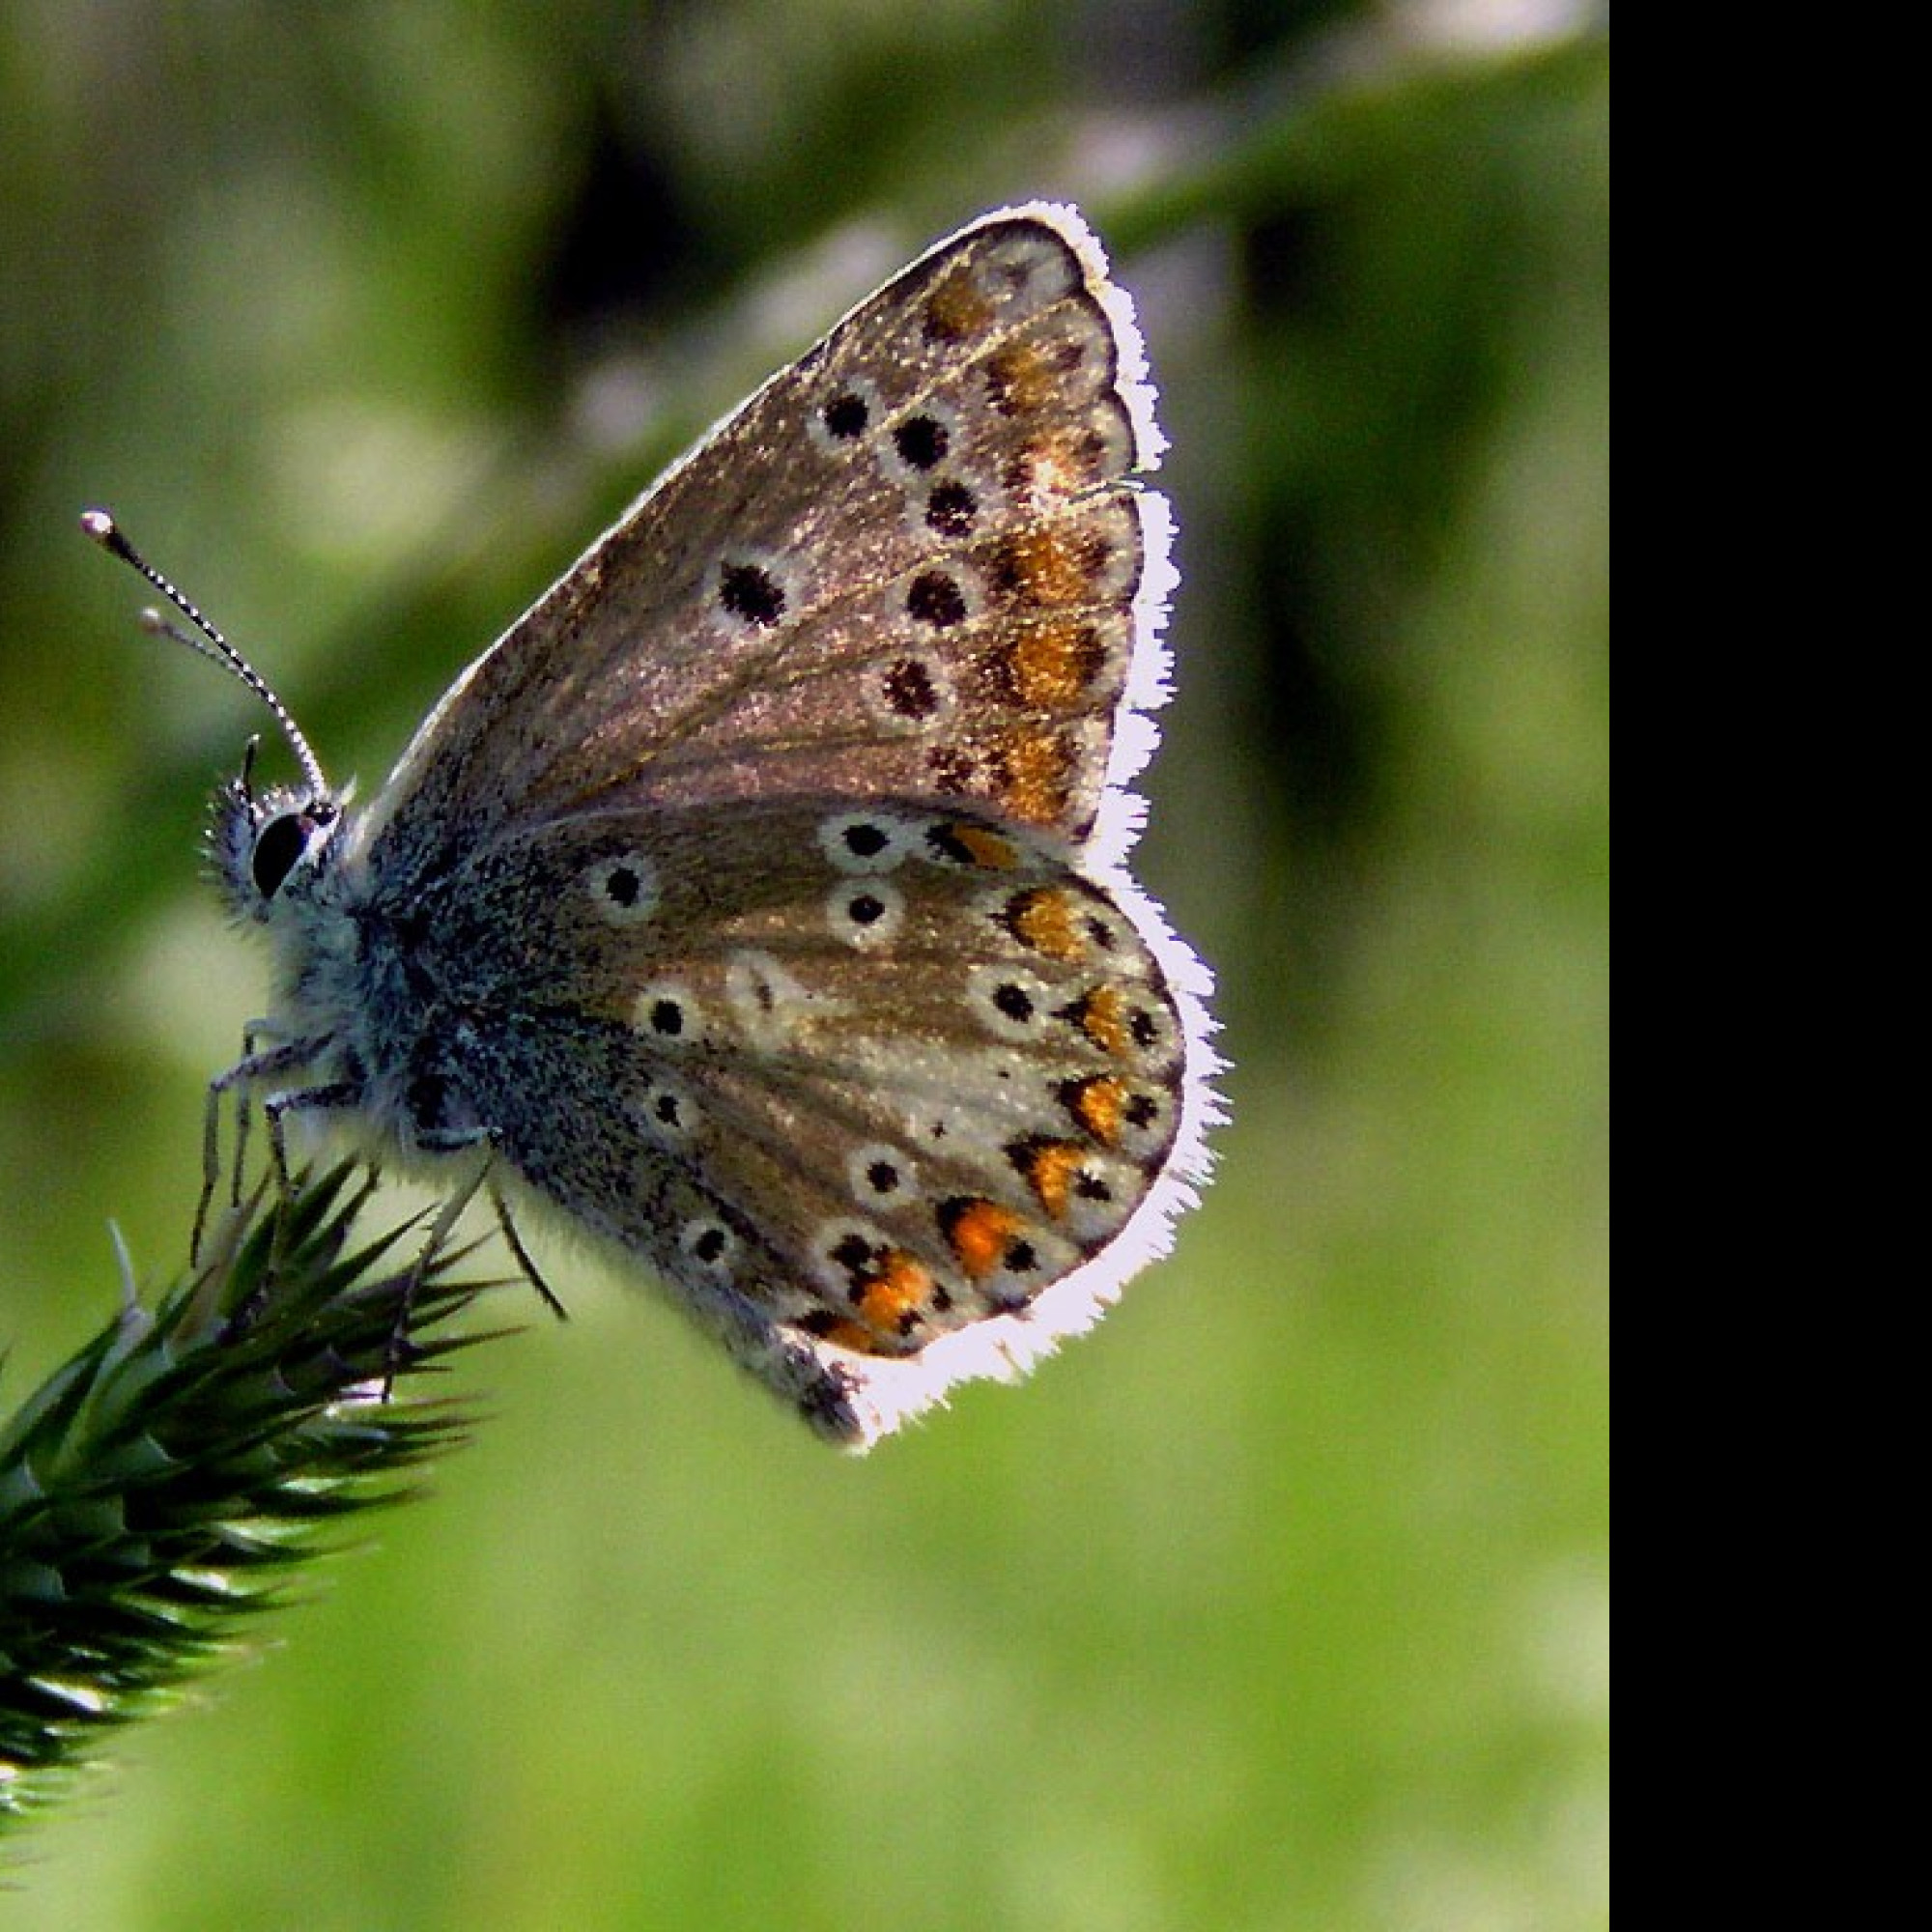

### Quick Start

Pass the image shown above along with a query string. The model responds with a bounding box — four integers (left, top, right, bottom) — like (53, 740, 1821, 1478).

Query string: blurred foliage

(2, 4, 1606, 1930)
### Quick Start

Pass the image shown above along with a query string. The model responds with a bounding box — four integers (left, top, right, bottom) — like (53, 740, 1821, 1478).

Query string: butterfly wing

(359, 203, 1176, 885)
(407, 795, 1205, 1445)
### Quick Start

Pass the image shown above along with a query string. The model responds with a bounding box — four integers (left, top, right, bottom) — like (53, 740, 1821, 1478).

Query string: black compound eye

(251, 812, 309, 897)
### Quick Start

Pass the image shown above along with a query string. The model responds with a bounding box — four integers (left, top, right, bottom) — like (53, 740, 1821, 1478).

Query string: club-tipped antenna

(81, 508, 331, 804)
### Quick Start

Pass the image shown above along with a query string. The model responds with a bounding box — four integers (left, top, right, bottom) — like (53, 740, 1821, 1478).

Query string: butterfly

(88, 202, 1219, 1448)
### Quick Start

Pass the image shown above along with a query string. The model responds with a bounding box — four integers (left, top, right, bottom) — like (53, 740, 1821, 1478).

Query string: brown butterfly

(89, 204, 1220, 1447)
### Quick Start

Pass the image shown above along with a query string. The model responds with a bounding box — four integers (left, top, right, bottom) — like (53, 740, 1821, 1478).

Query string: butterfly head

(208, 738, 344, 923)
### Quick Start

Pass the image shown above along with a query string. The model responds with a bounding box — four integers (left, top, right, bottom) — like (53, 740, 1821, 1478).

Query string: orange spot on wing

(1009, 887, 1085, 960)
(819, 1318, 879, 1352)
(984, 340, 1060, 414)
(1067, 984, 1129, 1056)
(944, 822, 1022, 868)
(855, 1250, 936, 1335)
(993, 527, 1101, 608)
(995, 730, 1075, 826)
(1005, 620, 1105, 709)
(1065, 1074, 1127, 1146)
(941, 1198, 1026, 1279)
(1016, 1139, 1088, 1218)
(925, 266, 996, 342)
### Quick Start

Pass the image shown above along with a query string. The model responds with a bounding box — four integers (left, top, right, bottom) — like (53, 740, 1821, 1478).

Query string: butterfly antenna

(81, 508, 332, 804)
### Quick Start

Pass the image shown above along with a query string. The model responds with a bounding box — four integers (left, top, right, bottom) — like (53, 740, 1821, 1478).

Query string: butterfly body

(167, 204, 1217, 1446)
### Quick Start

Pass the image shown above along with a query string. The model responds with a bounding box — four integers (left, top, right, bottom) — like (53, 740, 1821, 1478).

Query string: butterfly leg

(488, 1183, 569, 1321)
(415, 1115, 569, 1322)
(259, 1077, 361, 1195)
(380, 1156, 492, 1397)
(195, 1029, 334, 1261)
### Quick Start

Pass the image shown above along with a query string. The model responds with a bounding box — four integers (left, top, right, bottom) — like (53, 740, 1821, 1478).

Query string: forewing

(360, 203, 1174, 889)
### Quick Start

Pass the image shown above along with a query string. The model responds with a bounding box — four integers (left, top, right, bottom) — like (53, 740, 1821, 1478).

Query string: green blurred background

(2, 5, 1606, 1928)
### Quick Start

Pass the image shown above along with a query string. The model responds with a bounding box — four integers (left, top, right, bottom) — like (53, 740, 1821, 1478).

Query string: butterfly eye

(250, 811, 310, 898)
